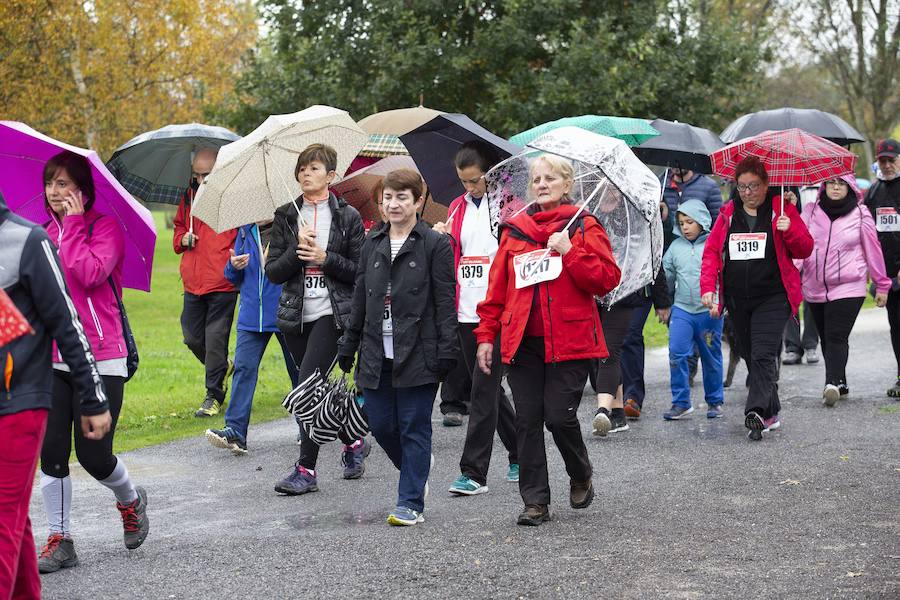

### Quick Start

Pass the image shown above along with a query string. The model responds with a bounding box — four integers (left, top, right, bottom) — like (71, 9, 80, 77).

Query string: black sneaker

(745, 410, 764, 441)
(442, 412, 464, 427)
(38, 534, 78, 573)
(888, 378, 900, 399)
(116, 487, 149, 550)
(838, 383, 850, 397)
(592, 407, 611, 437)
(206, 427, 248, 455)
(609, 409, 629, 433)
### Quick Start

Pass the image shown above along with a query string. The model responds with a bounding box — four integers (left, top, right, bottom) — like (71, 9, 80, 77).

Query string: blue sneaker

(448, 475, 488, 496)
(341, 438, 371, 480)
(706, 404, 724, 419)
(274, 463, 318, 495)
(205, 427, 248, 456)
(506, 463, 520, 483)
(663, 405, 694, 420)
(387, 506, 424, 526)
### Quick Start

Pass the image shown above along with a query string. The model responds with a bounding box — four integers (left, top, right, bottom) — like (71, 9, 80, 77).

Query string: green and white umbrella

(510, 115, 659, 148)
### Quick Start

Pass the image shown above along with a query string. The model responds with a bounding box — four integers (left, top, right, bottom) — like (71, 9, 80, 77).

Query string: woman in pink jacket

(37, 151, 149, 574)
(798, 175, 890, 406)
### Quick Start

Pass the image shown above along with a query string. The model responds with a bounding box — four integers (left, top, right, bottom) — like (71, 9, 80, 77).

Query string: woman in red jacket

(700, 156, 813, 441)
(475, 154, 621, 526)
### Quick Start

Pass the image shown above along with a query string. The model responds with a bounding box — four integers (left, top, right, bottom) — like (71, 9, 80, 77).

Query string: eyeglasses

(824, 179, 847, 187)
(735, 182, 762, 193)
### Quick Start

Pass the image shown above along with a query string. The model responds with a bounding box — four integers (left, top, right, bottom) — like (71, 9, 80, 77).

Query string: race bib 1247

(513, 249, 562, 289)
(728, 233, 766, 261)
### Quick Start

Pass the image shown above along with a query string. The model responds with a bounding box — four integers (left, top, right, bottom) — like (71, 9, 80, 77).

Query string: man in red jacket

(173, 148, 238, 417)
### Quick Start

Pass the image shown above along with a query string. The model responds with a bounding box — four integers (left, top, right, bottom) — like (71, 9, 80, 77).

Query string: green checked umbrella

(510, 115, 659, 147)
(358, 133, 409, 158)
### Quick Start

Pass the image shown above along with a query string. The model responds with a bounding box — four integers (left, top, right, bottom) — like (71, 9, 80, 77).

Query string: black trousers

(457, 323, 517, 485)
(283, 316, 355, 469)
(783, 301, 819, 354)
(727, 294, 790, 419)
(589, 304, 633, 396)
(888, 289, 900, 376)
(41, 372, 125, 480)
(439, 349, 472, 415)
(807, 297, 864, 387)
(181, 291, 238, 402)
(507, 336, 592, 506)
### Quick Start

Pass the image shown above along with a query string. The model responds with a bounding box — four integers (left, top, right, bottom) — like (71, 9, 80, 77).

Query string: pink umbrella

(0, 122, 157, 291)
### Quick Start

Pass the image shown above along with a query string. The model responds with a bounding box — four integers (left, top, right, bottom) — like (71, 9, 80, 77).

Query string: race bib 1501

(458, 256, 490, 288)
(876, 207, 900, 232)
(728, 233, 766, 261)
(513, 249, 562, 289)
(304, 266, 327, 298)
(382, 294, 393, 334)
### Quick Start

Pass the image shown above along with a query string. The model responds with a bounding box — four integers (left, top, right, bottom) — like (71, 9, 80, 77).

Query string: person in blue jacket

(662, 167, 722, 223)
(662, 200, 724, 420)
(206, 220, 299, 454)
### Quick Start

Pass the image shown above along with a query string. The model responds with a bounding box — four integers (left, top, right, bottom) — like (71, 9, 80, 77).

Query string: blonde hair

(530, 154, 574, 185)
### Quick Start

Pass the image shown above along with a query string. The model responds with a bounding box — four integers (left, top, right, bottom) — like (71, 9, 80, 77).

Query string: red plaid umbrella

(710, 128, 856, 186)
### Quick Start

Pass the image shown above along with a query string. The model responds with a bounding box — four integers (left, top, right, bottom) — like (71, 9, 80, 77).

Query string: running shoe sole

(745, 411, 764, 441)
(664, 406, 694, 420)
(609, 422, 630, 433)
(274, 482, 318, 495)
(592, 412, 611, 437)
(448, 484, 489, 496)
(205, 430, 247, 456)
(823, 386, 840, 407)
(387, 513, 424, 526)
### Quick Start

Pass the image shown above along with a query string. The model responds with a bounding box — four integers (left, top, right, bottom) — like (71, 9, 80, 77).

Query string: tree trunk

(68, 38, 98, 149)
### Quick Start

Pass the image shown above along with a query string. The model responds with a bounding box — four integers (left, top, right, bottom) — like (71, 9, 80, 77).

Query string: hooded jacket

(225, 223, 283, 332)
(44, 208, 128, 363)
(173, 186, 237, 296)
(798, 175, 891, 302)
(701, 191, 813, 315)
(662, 172, 723, 223)
(663, 199, 712, 314)
(475, 205, 621, 364)
(0, 194, 107, 417)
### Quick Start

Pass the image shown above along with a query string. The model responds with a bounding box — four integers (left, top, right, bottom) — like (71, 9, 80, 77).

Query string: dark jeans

(888, 289, 900, 376)
(807, 297, 864, 387)
(727, 294, 790, 419)
(621, 297, 652, 406)
(783, 301, 819, 355)
(42, 372, 125, 480)
(507, 336, 592, 506)
(589, 304, 633, 395)
(439, 348, 471, 415)
(457, 323, 517, 485)
(181, 291, 238, 402)
(225, 330, 299, 442)
(283, 316, 355, 469)
(364, 360, 438, 513)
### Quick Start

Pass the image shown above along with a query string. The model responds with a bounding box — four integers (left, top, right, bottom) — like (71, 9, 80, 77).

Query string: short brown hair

(734, 155, 768, 184)
(295, 144, 338, 180)
(43, 151, 96, 211)
(382, 169, 424, 199)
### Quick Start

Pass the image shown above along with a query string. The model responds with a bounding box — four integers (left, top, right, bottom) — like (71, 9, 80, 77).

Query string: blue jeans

(668, 307, 724, 409)
(224, 330, 298, 442)
(363, 360, 438, 513)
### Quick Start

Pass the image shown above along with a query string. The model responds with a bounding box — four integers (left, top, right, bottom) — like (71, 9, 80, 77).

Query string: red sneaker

(624, 398, 641, 420)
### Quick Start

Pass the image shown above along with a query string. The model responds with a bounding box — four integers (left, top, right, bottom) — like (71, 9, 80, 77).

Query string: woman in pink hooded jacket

(37, 151, 149, 574)
(798, 174, 890, 407)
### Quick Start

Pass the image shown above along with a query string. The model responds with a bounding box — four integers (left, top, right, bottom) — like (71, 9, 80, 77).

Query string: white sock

(98, 459, 138, 504)
(40, 474, 72, 536)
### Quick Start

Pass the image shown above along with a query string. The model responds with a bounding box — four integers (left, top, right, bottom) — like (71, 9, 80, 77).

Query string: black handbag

(108, 278, 139, 381)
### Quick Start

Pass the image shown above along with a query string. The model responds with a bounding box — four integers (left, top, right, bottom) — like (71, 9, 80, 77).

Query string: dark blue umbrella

(400, 114, 521, 205)
(632, 118, 725, 174)
(107, 123, 240, 205)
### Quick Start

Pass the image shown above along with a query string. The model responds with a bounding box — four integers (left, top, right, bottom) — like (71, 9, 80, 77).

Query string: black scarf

(819, 192, 856, 221)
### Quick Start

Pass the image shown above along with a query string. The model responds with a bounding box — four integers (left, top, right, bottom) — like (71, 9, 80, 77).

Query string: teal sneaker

(387, 506, 424, 526)
(448, 475, 488, 496)
(506, 463, 520, 483)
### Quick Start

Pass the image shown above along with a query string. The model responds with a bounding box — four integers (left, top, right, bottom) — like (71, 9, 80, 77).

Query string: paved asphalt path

(35, 309, 898, 599)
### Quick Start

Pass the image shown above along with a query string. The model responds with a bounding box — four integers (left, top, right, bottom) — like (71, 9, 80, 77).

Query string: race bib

(304, 267, 327, 298)
(513, 249, 562, 289)
(876, 207, 900, 232)
(728, 233, 766, 261)
(382, 294, 393, 334)
(458, 256, 490, 288)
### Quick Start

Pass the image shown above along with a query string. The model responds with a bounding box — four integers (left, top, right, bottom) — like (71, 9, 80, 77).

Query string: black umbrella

(632, 118, 725, 174)
(720, 108, 865, 146)
(399, 114, 521, 205)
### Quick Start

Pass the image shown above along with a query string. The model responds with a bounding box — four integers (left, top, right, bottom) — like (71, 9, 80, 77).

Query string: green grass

(115, 213, 295, 452)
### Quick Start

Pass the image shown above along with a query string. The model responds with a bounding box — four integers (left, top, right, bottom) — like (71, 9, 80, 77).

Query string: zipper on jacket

(545, 283, 557, 362)
(822, 222, 834, 302)
(86, 297, 104, 344)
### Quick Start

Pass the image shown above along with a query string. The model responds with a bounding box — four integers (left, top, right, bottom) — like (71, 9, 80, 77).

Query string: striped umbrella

(358, 134, 408, 158)
(510, 115, 659, 147)
(282, 370, 369, 444)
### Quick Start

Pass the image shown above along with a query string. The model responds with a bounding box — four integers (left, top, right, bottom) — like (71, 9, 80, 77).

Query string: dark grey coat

(339, 219, 458, 389)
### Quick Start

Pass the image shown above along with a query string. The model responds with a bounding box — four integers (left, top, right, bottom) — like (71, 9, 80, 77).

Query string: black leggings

(41, 371, 125, 480)
(283, 316, 354, 469)
(888, 289, 900, 376)
(807, 297, 864, 387)
(590, 304, 634, 396)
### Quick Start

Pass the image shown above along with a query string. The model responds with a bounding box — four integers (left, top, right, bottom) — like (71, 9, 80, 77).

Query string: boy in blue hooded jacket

(662, 200, 724, 420)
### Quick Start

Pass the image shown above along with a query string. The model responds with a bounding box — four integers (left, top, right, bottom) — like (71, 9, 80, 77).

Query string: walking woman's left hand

(81, 411, 111, 440)
(875, 292, 888, 308)
(775, 215, 791, 232)
(547, 231, 572, 255)
(476, 343, 493, 375)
